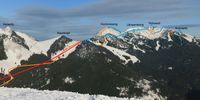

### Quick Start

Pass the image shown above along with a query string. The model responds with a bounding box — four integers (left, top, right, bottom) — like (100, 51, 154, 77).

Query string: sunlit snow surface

(0, 87, 166, 100)
(0, 27, 74, 74)
(0, 87, 130, 100)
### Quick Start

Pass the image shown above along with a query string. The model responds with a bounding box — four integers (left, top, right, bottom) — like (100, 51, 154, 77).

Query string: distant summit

(96, 27, 120, 36)
(0, 27, 13, 37)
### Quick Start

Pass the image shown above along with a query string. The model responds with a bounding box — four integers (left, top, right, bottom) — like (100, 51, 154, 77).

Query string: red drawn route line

(0, 41, 81, 81)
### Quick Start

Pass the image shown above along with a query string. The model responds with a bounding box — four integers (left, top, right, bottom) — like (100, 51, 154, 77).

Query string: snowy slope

(0, 87, 130, 100)
(15, 31, 37, 48)
(0, 87, 166, 100)
(104, 45, 139, 64)
(15, 30, 62, 55)
(180, 33, 194, 42)
(30, 36, 61, 55)
(89, 40, 139, 64)
(0, 27, 37, 71)
(0, 36, 33, 74)
(0, 27, 77, 74)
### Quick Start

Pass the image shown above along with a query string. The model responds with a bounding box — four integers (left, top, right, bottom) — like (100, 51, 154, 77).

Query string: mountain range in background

(0, 26, 200, 100)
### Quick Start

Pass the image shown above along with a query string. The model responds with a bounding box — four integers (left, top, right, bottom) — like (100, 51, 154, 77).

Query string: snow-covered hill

(0, 87, 129, 100)
(0, 27, 77, 74)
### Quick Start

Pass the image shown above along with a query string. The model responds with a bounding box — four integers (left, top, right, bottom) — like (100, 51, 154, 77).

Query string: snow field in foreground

(0, 87, 131, 100)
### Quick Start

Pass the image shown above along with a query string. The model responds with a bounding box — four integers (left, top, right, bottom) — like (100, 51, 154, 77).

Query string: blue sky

(0, 0, 200, 40)
(0, 0, 94, 16)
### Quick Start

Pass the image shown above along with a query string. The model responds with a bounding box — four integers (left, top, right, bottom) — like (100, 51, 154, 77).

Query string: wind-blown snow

(0, 87, 130, 100)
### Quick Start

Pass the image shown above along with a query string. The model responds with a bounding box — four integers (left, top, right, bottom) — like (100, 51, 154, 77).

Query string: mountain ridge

(0, 26, 200, 100)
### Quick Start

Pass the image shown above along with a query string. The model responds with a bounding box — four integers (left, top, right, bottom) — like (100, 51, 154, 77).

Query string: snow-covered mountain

(1, 26, 200, 100)
(96, 27, 121, 36)
(0, 27, 77, 74)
